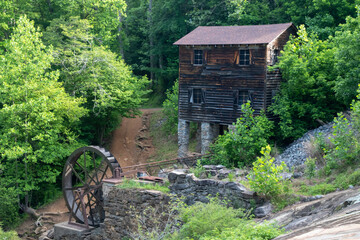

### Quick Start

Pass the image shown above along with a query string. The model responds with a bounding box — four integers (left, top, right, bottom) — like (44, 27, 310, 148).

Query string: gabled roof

(174, 23, 295, 46)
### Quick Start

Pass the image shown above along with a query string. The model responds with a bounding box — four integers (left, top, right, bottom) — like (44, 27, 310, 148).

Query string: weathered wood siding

(178, 45, 267, 125)
(177, 27, 296, 125)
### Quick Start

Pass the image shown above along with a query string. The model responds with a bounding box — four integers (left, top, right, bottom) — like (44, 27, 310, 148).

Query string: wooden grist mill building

(173, 23, 297, 157)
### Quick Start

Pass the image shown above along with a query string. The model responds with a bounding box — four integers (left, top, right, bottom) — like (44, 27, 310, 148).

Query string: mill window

(238, 90, 250, 105)
(189, 88, 205, 104)
(239, 49, 250, 65)
(194, 50, 203, 65)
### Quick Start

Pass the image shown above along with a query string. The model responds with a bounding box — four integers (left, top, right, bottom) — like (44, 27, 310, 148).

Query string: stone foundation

(178, 119, 190, 157)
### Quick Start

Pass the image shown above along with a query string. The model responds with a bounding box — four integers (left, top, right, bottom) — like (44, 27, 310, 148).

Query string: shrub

(248, 145, 289, 198)
(169, 197, 283, 240)
(199, 221, 284, 240)
(0, 187, 20, 229)
(162, 80, 179, 135)
(324, 114, 360, 172)
(189, 160, 206, 178)
(0, 225, 19, 240)
(209, 102, 274, 167)
(305, 157, 317, 179)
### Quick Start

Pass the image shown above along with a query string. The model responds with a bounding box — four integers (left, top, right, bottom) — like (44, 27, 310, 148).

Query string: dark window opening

(239, 49, 250, 65)
(189, 88, 205, 104)
(194, 50, 203, 65)
(193, 89, 202, 103)
(271, 49, 280, 65)
(239, 90, 250, 105)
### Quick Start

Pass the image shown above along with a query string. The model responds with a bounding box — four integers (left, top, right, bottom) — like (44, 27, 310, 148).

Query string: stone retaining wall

(168, 170, 263, 209)
(104, 188, 170, 239)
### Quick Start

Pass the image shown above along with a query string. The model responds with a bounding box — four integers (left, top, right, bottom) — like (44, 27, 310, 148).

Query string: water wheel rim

(62, 146, 120, 226)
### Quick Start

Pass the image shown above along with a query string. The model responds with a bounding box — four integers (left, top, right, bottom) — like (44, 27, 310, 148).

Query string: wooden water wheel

(62, 146, 120, 226)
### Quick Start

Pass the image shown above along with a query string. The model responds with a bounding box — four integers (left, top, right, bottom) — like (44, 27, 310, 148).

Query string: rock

(203, 165, 216, 170)
(217, 169, 232, 180)
(349, 185, 354, 189)
(280, 172, 293, 180)
(205, 170, 217, 176)
(168, 169, 187, 183)
(275, 123, 333, 168)
(293, 172, 303, 178)
(254, 202, 272, 218)
(215, 165, 226, 170)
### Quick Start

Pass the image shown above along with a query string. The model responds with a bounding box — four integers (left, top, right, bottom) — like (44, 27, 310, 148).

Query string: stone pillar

(201, 122, 214, 154)
(178, 119, 190, 158)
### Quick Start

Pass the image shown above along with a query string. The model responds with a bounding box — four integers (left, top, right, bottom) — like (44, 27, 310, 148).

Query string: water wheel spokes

(62, 146, 121, 226)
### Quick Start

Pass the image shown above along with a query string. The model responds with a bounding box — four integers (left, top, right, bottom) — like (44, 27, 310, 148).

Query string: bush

(0, 225, 19, 240)
(169, 197, 283, 240)
(324, 114, 360, 173)
(0, 187, 20, 229)
(209, 102, 273, 167)
(305, 157, 317, 179)
(248, 145, 289, 198)
(162, 80, 179, 135)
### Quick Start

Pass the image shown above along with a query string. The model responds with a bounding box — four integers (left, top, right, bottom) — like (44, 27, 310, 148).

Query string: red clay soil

(110, 109, 160, 168)
(15, 108, 160, 239)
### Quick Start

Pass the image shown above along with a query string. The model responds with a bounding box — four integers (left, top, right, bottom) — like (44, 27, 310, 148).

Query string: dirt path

(16, 108, 161, 239)
(110, 108, 160, 168)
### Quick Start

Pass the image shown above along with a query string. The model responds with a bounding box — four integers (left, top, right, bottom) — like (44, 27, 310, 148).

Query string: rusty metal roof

(174, 23, 295, 45)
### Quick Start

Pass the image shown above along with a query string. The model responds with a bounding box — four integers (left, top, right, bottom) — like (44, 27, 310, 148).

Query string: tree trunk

(148, 0, 155, 82)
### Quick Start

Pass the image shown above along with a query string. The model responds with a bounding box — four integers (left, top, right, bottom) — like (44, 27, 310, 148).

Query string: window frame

(234, 90, 253, 107)
(238, 49, 251, 66)
(193, 49, 204, 66)
(189, 88, 206, 104)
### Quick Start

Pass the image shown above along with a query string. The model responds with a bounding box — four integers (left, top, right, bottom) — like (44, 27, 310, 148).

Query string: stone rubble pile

(275, 123, 333, 169)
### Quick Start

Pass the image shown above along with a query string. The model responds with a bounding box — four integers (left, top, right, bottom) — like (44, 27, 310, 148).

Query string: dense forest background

(0, 0, 359, 230)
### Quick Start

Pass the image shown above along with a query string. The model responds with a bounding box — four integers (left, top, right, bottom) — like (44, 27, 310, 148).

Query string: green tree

(162, 80, 178, 134)
(333, 13, 360, 105)
(209, 102, 274, 167)
(44, 17, 149, 144)
(0, 16, 86, 226)
(270, 26, 343, 140)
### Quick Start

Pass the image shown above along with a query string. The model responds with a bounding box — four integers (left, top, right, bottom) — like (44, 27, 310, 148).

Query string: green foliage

(325, 114, 360, 169)
(44, 16, 149, 144)
(305, 158, 317, 179)
(173, 198, 245, 239)
(0, 16, 86, 226)
(300, 183, 336, 195)
(334, 14, 360, 105)
(0, 225, 20, 240)
(162, 80, 179, 135)
(248, 145, 289, 198)
(189, 160, 206, 178)
(198, 221, 284, 240)
(0, 187, 19, 229)
(209, 102, 273, 167)
(227, 172, 235, 182)
(169, 197, 283, 240)
(118, 178, 170, 193)
(270, 25, 343, 140)
(333, 169, 360, 189)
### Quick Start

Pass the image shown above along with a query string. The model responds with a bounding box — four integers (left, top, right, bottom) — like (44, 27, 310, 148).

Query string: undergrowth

(168, 198, 284, 240)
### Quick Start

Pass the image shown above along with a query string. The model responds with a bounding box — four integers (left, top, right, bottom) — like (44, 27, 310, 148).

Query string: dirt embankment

(110, 108, 160, 168)
(16, 109, 160, 239)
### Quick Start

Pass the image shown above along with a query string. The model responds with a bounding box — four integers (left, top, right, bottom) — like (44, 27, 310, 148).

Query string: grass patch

(118, 178, 170, 193)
